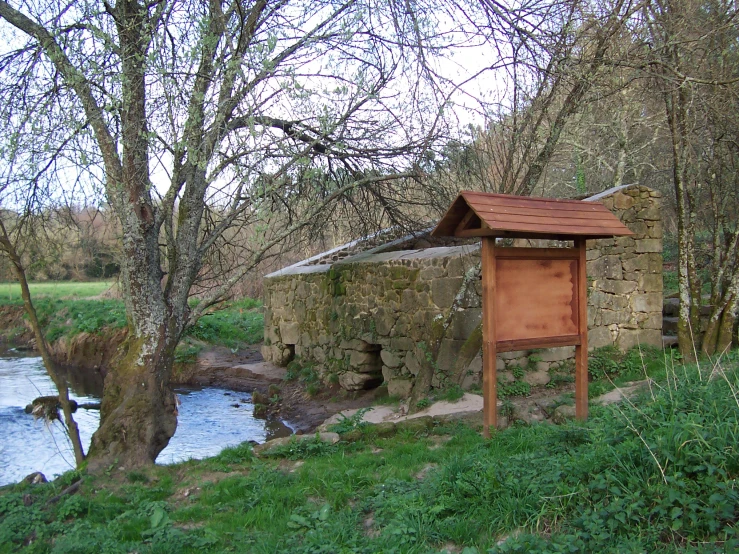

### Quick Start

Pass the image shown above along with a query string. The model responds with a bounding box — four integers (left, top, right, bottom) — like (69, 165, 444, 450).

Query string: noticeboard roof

(431, 191, 634, 240)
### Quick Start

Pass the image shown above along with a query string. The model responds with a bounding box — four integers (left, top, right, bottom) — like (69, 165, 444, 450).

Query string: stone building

(262, 185, 663, 396)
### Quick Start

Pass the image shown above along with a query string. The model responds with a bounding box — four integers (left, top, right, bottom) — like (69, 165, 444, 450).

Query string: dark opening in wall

(351, 341, 383, 390)
(283, 344, 295, 366)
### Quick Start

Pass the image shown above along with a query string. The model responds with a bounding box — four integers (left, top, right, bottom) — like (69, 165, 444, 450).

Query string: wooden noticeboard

(432, 191, 634, 438)
(481, 240, 588, 436)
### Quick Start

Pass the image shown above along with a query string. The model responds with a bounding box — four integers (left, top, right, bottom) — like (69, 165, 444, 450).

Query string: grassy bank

(2, 354, 738, 553)
(0, 281, 264, 349)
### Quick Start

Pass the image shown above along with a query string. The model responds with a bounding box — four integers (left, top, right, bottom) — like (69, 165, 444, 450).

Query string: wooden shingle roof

(431, 191, 634, 240)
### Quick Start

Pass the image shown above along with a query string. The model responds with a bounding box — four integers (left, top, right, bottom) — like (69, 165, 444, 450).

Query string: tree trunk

(716, 293, 737, 354)
(87, 330, 178, 470)
(0, 223, 86, 467)
(409, 263, 480, 411)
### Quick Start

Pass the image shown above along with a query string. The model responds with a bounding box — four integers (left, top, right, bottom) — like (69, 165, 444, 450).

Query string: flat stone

(405, 352, 422, 376)
(431, 277, 463, 309)
(339, 371, 382, 391)
(595, 279, 637, 295)
(279, 322, 300, 345)
(380, 349, 403, 368)
(552, 404, 577, 424)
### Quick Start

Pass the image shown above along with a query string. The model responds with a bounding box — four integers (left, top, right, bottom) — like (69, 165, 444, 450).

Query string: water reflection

(0, 355, 292, 486)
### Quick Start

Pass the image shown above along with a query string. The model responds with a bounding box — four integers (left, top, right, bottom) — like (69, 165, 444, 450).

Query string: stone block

(639, 274, 663, 292)
(399, 289, 416, 312)
(419, 265, 445, 280)
(449, 309, 482, 340)
(537, 346, 575, 363)
(279, 322, 300, 345)
(382, 364, 397, 382)
(431, 277, 463, 309)
(601, 309, 630, 326)
(372, 306, 397, 336)
(339, 371, 382, 391)
(621, 254, 648, 273)
(340, 339, 378, 352)
(391, 337, 415, 351)
(467, 355, 482, 374)
(445, 256, 467, 278)
(640, 312, 663, 330)
(631, 293, 663, 313)
(635, 239, 662, 253)
(405, 352, 422, 376)
(349, 350, 381, 370)
(615, 328, 661, 350)
(380, 349, 403, 368)
(523, 369, 551, 387)
(595, 279, 637, 295)
(498, 370, 515, 383)
(388, 378, 413, 398)
(636, 206, 661, 221)
(589, 326, 613, 349)
(613, 193, 635, 209)
(552, 404, 576, 424)
(313, 346, 326, 364)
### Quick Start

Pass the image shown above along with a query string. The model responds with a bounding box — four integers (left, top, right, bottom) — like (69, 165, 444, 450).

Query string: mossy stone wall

(262, 185, 662, 397)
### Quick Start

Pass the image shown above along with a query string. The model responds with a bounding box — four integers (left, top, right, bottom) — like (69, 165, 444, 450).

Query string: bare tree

(0, 0, 457, 469)
(643, 0, 739, 357)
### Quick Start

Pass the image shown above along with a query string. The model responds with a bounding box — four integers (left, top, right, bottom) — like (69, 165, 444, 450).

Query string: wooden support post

(481, 237, 497, 437)
(575, 238, 588, 421)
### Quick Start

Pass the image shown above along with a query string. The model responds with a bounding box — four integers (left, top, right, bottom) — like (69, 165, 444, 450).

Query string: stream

(0, 352, 292, 486)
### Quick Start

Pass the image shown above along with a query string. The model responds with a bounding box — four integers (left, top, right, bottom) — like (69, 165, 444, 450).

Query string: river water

(0, 353, 292, 486)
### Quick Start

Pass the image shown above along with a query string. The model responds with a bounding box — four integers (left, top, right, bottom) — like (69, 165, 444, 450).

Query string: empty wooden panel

(495, 257, 578, 343)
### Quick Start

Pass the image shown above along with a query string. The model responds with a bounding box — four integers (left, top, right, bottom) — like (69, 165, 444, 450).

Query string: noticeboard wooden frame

(481, 240, 588, 436)
(431, 191, 634, 438)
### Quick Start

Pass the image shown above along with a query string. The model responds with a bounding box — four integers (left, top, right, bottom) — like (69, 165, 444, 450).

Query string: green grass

(0, 283, 264, 348)
(3, 354, 739, 553)
(0, 281, 115, 302)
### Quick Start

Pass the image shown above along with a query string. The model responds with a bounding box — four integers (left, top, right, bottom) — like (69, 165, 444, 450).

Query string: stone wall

(262, 185, 663, 397)
(586, 185, 663, 350)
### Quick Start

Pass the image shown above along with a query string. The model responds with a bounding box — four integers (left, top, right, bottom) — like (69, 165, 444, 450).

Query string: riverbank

(0, 294, 382, 435)
(2, 357, 738, 553)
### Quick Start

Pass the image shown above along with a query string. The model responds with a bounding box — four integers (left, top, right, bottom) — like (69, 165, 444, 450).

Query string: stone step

(663, 297, 679, 316)
(663, 298, 713, 317)
(662, 335, 679, 348)
(663, 316, 679, 335)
